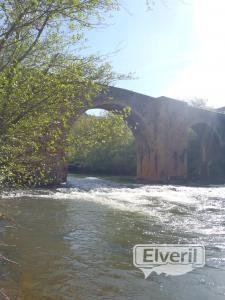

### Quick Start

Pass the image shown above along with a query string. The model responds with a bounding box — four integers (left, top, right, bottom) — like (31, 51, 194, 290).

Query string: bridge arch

(187, 114, 223, 147)
(187, 122, 224, 181)
(50, 86, 225, 184)
(69, 96, 151, 179)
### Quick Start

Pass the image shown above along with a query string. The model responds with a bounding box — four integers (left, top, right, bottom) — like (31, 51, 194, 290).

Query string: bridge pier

(136, 116, 187, 183)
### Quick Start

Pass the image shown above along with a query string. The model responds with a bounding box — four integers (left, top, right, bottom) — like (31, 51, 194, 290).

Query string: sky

(83, 0, 225, 108)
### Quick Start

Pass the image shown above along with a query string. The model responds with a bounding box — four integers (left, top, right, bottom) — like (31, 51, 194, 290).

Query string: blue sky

(84, 0, 225, 108)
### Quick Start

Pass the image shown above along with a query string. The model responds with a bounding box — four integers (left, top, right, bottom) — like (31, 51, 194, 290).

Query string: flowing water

(0, 174, 225, 300)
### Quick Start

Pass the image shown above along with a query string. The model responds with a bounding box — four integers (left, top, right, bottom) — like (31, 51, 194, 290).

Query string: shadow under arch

(187, 122, 225, 181)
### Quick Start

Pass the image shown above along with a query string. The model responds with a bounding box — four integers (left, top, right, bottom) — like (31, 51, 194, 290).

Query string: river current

(0, 174, 225, 299)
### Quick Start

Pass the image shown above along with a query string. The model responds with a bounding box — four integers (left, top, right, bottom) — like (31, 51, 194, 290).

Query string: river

(0, 174, 225, 300)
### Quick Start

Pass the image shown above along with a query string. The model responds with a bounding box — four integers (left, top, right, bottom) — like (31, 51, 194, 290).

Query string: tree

(0, 0, 122, 187)
(0, 0, 152, 187)
(188, 98, 208, 108)
(0, 0, 119, 71)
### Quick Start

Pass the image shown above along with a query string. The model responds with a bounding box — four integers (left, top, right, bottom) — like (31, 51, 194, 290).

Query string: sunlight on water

(1, 174, 225, 299)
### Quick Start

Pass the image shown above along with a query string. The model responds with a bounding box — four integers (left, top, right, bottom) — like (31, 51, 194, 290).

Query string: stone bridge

(56, 86, 225, 183)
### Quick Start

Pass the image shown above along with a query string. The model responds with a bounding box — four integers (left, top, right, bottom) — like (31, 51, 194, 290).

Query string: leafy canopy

(0, 0, 124, 187)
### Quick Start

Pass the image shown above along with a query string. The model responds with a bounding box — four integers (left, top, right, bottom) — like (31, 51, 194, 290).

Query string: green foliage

(0, 0, 119, 72)
(68, 112, 136, 175)
(0, 63, 112, 187)
(0, 0, 122, 187)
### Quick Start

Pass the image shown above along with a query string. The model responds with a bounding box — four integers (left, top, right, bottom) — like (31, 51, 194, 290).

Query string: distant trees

(68, 112, 136, 175)
(188, 98, 208, 108)
(186, 98, 216, 111)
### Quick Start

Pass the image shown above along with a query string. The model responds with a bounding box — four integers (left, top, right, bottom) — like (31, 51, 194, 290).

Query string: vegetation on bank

(0, 0, 129, 188)
(68, 112, 136, 175)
